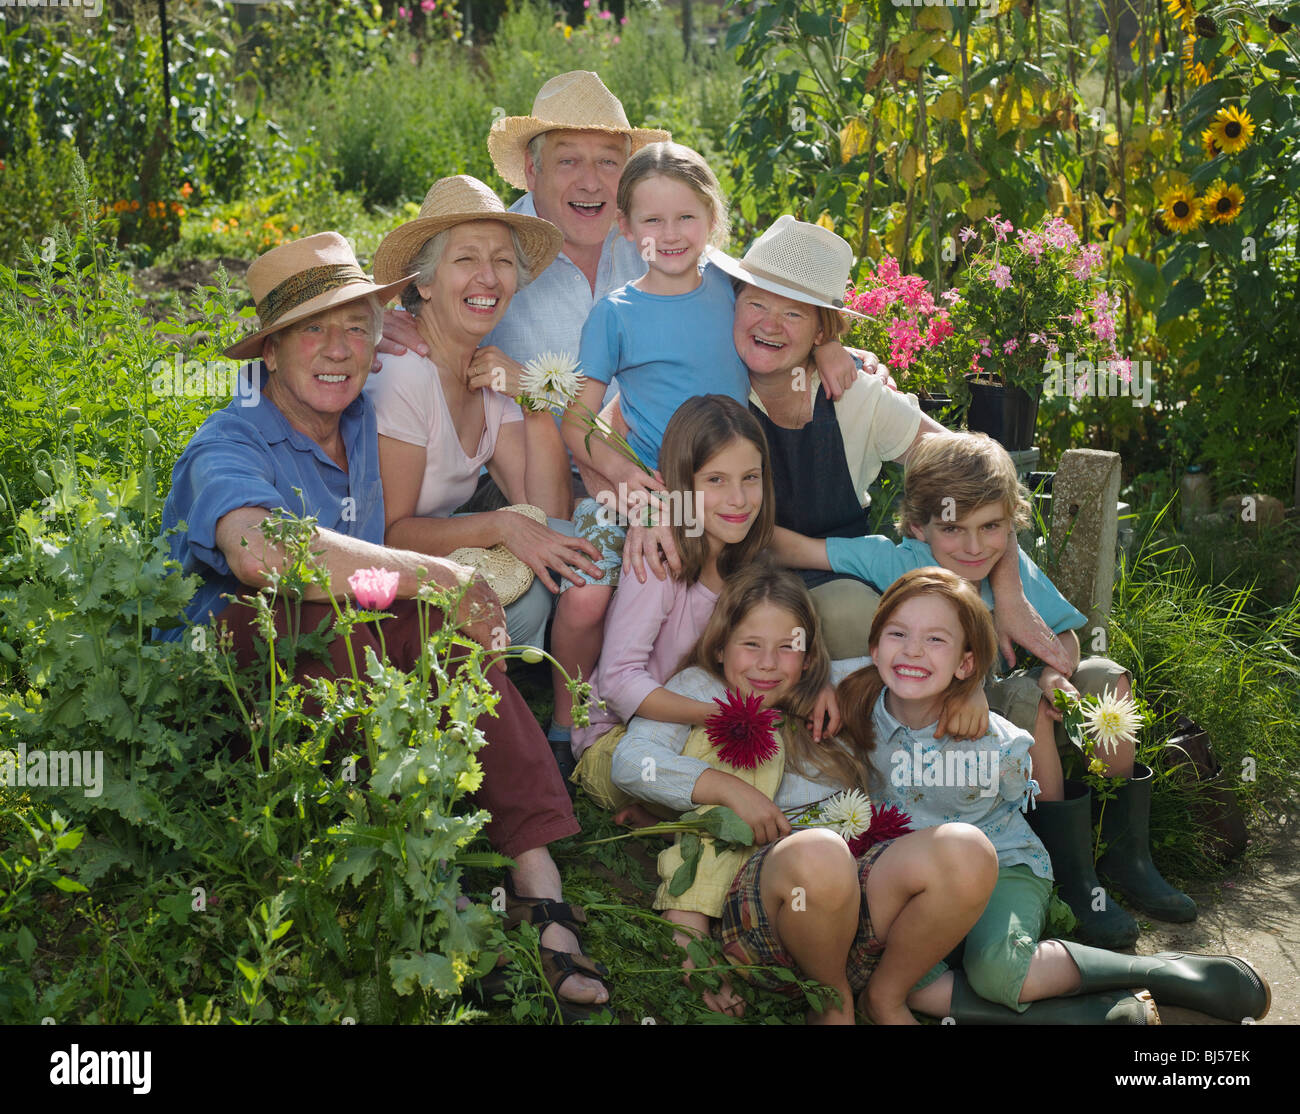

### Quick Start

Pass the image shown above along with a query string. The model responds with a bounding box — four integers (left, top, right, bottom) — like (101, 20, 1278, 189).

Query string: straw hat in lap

(487, 70, 671, 190)
(448, 504, 549, 606)
(225, 232, 415, 360)
(372, 175, 563, 286)
(706, 215, 866, 319)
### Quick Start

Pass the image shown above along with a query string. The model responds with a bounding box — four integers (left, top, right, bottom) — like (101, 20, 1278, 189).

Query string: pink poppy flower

(349, 567, 400, 610)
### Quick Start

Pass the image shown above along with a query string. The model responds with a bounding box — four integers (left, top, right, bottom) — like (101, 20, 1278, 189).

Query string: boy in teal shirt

(774, 432, 1195, 946)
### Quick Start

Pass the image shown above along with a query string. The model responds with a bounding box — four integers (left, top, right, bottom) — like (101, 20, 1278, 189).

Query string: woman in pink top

(571, 395, 841, 822)
(366, 176, 603, 648)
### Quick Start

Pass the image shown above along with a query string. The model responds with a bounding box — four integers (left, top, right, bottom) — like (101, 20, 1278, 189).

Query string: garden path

(1139, 812, 1299, 1025)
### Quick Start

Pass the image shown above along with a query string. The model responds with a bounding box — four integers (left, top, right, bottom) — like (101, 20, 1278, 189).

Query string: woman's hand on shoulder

(374, 306, 428, 367)
(467, 346, 525, 397)
(623, 519, 681, 583)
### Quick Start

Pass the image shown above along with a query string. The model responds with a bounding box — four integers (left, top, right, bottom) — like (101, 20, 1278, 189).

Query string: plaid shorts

(714, 837, 894, 997)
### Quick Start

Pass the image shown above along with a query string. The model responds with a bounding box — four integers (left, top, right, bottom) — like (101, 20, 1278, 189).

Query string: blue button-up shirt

(155, 365, 385, 641)
(867, 692, 1052, 880)
(481, 191, 647, 371)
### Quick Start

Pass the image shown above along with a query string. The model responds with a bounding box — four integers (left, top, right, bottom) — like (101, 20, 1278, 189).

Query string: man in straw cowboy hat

(380, 69, 666, 375)
(157, 231, 612, 1017)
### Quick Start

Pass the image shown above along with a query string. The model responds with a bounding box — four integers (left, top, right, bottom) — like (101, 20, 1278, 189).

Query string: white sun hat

(706, 215, 865, 318)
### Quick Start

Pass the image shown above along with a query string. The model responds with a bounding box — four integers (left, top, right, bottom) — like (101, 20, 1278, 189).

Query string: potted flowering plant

(844, 256, 960, 416)
(943, 213, 1124, 450)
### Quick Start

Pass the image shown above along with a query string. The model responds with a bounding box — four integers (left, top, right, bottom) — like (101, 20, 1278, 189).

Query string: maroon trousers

(214, 598, 579, 858)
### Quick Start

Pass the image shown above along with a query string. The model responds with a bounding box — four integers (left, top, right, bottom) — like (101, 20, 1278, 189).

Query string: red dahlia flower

(705, 689, 782, 770)
(847, 803, 914, 856)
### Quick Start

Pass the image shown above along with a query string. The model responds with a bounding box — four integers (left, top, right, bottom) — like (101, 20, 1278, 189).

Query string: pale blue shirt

(155, 365, 385, 641)
(480, 191, 646, 370)
(825, 535, 1088, 635)
(867, 693, 1052, 880)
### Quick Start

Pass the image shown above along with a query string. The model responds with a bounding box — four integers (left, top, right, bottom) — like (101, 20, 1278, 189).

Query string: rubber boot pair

(1059, 940, 1271, 1023)
(1095, 762, 1197, 923)
(1026, 780, 1140, 948)
(947, 972, 1159, 1025)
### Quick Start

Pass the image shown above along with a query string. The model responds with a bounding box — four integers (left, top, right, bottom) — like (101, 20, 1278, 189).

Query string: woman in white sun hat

(366, 175, 604, 650)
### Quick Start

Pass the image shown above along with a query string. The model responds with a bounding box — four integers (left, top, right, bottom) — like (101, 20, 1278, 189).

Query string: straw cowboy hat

(487, 70, 671, 190)
(448, 504, 548, 607)
(371, 175, 563, 287)
(706, 215, 866, 319)
(225, 232, 415, 360)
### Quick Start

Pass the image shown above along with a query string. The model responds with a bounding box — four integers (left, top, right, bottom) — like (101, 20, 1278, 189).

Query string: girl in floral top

(838, 567, 1270, 1024)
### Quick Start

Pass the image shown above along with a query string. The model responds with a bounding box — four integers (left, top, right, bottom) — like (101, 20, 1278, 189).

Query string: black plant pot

(918, 392, 960, 428)
(964, 376, 1041, 451)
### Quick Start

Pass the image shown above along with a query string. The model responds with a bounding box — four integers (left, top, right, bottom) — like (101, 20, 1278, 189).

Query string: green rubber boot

(1059, 941, 1270, 1023)
(948, 973, 1159, 1025)
(1095, 763, 1197, 923)
(1026, 780, 1139, 948)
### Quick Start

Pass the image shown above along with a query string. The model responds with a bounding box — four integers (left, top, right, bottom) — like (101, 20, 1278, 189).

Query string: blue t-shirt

(824, 535, 1088, 635)
(155, 366, 385, 641)
(577, 261, 749, 469)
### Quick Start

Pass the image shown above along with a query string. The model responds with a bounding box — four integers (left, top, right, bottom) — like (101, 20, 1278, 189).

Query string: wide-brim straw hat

(706, 215, 866, 319)
(448, 504, 548, 607)
(371, 175, 563, 287)
(487, 70, 671, 190)
(225, 232, 416, 360)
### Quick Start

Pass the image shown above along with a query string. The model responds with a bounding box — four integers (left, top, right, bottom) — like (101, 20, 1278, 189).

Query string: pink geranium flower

(990, 264, 1012, 289)
(958, 226, 977, 243)
(1017, 230, 1044, 259)
(349, 567, 400, 610)
(1003, 338, 1019, 353)
(926, 316, 954, 346)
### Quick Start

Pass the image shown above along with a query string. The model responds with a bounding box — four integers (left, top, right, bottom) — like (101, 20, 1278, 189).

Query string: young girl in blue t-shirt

(836, 567, 1270, 1024)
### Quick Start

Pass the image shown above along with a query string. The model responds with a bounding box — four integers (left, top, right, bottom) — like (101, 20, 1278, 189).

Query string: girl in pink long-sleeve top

(570, 395, 840, 823)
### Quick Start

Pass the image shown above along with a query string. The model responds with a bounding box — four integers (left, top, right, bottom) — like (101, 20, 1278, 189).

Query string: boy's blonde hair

(616, 141, 730, 249)
(897, 432, 1031, 536)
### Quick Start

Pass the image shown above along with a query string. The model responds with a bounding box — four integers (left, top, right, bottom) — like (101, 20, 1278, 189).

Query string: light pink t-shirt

(571, 570, 719, 757)
(365, 350, 523, 518)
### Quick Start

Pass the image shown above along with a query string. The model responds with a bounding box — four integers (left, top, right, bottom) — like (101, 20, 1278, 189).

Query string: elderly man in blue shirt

(158, 231, 611, 1017)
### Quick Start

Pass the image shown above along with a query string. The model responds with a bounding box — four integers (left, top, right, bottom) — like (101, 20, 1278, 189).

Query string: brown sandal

(503, 880, 614, 1024)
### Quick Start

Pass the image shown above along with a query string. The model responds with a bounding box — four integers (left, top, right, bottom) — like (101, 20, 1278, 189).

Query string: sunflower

(1202, 179, 1245, 224)
(1164, 0, 1196, 33)
(1181, 37, 1214, 86)
(1210, 105, 1255, 154)
(1201, 126, 1222, 160)
(1159, 184, 1202, 234)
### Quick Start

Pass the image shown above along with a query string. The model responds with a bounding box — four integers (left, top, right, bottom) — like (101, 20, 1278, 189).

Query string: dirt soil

(1139, 811, 1298, 1025)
